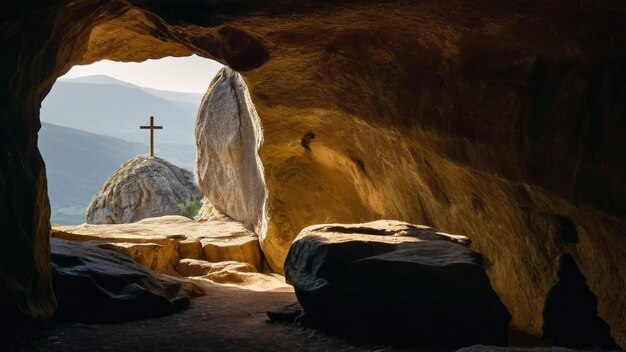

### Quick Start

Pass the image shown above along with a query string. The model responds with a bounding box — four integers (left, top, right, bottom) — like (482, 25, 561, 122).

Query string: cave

(1, 1, 625, 351)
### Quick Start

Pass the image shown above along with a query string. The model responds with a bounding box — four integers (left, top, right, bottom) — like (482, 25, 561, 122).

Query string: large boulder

(284, 220, 510, 349)
(195, 67, 268, 237)
(51, 238, 189, 322)
(86, 156, 201, 224)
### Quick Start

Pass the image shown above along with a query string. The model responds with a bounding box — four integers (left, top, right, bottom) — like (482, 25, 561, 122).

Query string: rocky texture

(176, 259, 288, 291)
(2, 1, 626, 348)
(195, 67, 268, 237)
(52, 215, 264, 272)
(542, 253, 620, 350)
(284, 220, 511, 348)
(49, 215, 291, 293)
(195, 196, 215, 220)
(51, 217, 289, 295)
(98, 242, 179, 275)
(201, 235, 261, 270)
(51, 238, 189, 322)
(86, 156, 201, 224)
(176, 258, 255, 277)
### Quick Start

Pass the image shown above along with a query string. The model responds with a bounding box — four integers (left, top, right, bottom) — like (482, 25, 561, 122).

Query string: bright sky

(59, 54, 223, 93)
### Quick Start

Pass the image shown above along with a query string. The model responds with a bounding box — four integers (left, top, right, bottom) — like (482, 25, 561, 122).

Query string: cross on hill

(139, 115, 163, 157)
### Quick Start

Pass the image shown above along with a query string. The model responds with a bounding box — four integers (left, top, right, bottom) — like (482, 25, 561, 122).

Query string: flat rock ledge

(51, 216, 290, 293)
(283, 220, 511, 349)
(51, 238, 189, 322)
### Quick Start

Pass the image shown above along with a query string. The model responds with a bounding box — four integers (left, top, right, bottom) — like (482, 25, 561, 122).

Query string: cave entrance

(41, 55, 276, 289)
(40, 55, 221, 225)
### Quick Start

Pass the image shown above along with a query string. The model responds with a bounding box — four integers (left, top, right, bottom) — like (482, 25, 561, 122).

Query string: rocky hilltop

(86, 156, 202, 224)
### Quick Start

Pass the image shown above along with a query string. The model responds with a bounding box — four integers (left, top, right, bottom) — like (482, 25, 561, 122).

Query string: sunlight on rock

(86, 156, 201, 224)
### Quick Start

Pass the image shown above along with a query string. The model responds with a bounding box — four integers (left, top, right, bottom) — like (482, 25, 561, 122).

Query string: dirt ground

(24, 283, 412, 352)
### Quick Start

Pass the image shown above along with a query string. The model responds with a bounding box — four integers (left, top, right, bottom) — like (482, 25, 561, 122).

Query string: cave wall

(239, 2, 626, 342)
(1, 3, 64, 342)
(1, 0, 624, 347)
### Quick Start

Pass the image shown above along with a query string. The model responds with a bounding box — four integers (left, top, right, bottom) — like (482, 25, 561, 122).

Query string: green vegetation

(177, 197, 202, 219)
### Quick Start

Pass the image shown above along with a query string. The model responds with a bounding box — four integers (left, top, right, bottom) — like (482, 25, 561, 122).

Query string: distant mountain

(62, 75, 204, 111)
(39, 122, 197, 225)
(141, 87, 204, 107)
(60, 75, 137, 88)
(42, 76, 201, 144)
(40, 122, 142, 225)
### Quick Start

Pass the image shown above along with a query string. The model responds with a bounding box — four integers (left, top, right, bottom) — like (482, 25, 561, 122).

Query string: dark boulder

(51, 238, 189, 322)
(283, 220, 510, 349)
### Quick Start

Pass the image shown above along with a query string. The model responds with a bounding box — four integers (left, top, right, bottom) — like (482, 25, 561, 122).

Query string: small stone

(266, 303, 303, 323)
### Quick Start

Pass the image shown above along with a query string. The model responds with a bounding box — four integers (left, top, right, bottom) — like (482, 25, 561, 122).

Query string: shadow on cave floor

(24, 284, 414, 352)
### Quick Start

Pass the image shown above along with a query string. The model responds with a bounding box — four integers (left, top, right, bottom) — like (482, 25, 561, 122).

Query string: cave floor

(26, 283, 411, 352)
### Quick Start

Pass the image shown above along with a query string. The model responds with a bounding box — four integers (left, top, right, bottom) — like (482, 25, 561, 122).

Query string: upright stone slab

(195, 67, 268, 238)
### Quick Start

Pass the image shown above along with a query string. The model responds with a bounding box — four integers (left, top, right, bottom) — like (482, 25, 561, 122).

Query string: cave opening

(39, 54, 282, 304)
(39, 55, 219, 225)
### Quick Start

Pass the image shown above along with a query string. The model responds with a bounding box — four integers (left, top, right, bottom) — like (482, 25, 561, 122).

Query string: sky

(58, 54, 223, 93)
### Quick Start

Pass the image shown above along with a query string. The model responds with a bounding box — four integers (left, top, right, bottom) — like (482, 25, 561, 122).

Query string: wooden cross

(139, 116, 163, 157)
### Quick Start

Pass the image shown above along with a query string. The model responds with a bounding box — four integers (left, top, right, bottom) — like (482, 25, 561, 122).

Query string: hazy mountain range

(42, 75, 203, 144)
(39, 75, 203, 225)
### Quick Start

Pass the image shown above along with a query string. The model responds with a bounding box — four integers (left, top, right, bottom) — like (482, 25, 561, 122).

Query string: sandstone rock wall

(236, 4, 626, 344)
(1, 0, 625, 347)
(1, 4, 64, 346)
(195, 67, 268, 239)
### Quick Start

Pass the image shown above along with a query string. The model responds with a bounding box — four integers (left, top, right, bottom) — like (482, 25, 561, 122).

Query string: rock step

(176, 258, 256, 277)
(51, 215, 264, 274)
(98, 241, 179, 275)
(176, 258, 290, 291)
